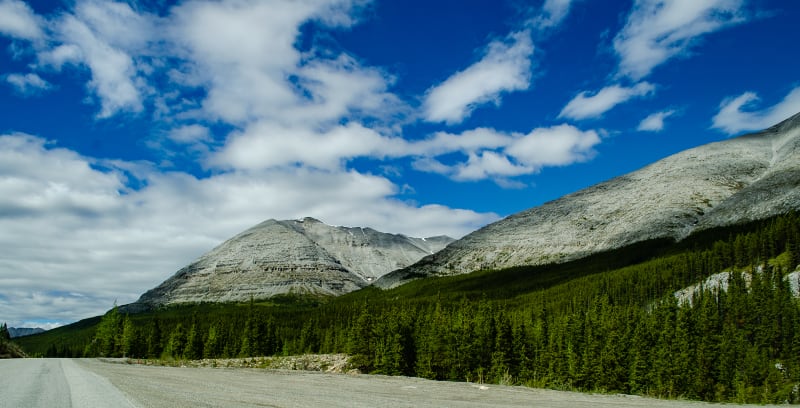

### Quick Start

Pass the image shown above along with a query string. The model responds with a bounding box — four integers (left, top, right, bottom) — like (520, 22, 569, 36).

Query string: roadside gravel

(0, 359, 787, 408)
(77, 359, 780, 408)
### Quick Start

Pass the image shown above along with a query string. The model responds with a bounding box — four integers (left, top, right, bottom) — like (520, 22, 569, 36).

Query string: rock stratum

(377, 112, 800, 288)
(127, 217, 453, 309)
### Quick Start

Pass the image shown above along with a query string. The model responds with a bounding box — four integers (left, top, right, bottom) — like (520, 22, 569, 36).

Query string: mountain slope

(377, 112, 800, 288)
(127, 217, 453, 309)
(8, 327, 45, 338)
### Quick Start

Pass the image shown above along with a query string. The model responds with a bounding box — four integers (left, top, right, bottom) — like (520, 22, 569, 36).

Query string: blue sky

(1, 0, 800, 327)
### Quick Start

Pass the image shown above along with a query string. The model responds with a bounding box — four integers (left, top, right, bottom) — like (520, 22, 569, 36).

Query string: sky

(1, 0, 800, 328)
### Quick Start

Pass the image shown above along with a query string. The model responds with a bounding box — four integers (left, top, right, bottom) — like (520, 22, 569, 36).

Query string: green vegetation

(17, 213, 800, 403)
(1, 322, 27, 358)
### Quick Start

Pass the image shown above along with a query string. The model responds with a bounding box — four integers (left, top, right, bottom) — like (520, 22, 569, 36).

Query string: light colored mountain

(7, 327, 45, 338)
(125, 217, 453, 310)
(377, 112, 800, 288)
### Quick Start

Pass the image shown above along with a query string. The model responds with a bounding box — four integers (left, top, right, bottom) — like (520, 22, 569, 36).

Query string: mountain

(377, 112, 800, 288)
(8, 327, 45, 338)
(125, 217, 453, 310)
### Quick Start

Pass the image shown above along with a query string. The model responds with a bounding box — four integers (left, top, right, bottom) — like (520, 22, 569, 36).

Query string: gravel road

(0, 359, 783, 408)
(0, 359, 136, 408)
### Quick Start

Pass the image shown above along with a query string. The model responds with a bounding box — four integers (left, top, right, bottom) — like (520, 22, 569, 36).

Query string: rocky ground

(117, 353, 356, 374)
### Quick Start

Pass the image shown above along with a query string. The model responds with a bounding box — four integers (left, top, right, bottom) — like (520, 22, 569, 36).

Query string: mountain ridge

(376, 112, 800, 288)
(124, 217, 453, 311)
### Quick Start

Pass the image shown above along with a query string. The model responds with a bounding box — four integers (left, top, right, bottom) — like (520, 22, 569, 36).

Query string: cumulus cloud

(36, 0, 159, 117)
(712, 87, 800, 134)
(0, 0, 44, 40)
(165, 0, 398, 128)
(559, 82, 655, 120)
(614, 0, 748, 80)
(407, 128, 512, 157)
(637, 109, 676, 131)
(423, 31, 534, 124)
(0, 133, 497, 326)
(5, 72, 51, 95)
(168, 124, 211, 145)
(210, 122, 405, 171)
(532, 0, 578, 30)
(411, 125, 601, 183)
(506, 124, 601, 167)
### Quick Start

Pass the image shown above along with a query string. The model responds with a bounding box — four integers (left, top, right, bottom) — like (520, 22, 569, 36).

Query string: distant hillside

(9, 327, 45, 338)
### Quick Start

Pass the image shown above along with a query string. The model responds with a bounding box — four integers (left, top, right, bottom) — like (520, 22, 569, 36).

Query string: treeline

(31, 213, 800, 403)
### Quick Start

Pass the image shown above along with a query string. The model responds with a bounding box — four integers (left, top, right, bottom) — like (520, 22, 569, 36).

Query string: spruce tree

(184, 320, 203, 360)
(90, 304, 122, 357)
(347, 303, 374, 371)
(0, 323, 9, 342)
(167, 324, 187, 358)
(204, 323, 219, 359)
(147, 319, 163, 359)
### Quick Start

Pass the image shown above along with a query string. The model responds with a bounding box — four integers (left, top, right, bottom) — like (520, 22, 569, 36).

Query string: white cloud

(167, 0, 312, 124)
(166, 0, 394, 128)
(559, 82, 655, 120)
(0, 133, 498, 326)
(614, 0, 747, 80)
(410, 125, 601, 184)
(210, 121, 406, 171)
(533, 0, 578, 30)
(637, 109, 676, 131)
(168, 124, 211, 145)
(452, 151, 533, 181)
(5, 72, 51, 95)
(712, 87, 800, 135)
(506, 124, 601, 167)
(408, 128, 513, 157)
(38, 44, 83, 70)
(291, 54, 406, 125)
(40, 0, 158, 118)
(0, 0, 44, 41)
(423, 31, 534, 124)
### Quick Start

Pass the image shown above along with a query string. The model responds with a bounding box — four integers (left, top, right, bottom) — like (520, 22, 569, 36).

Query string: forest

(17, 212, 800, 403)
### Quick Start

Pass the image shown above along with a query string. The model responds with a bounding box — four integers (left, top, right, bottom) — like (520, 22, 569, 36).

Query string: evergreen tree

(166, 323, 187, 358)
(347, 303, 375, 371)
(121, 316, 140, 358)
(88, 304, 123, 357)
(0, 323, 9, 342)
(204, 323, 220, 359)
(184, 319, 203, 360)
(147, 319, 163, 359)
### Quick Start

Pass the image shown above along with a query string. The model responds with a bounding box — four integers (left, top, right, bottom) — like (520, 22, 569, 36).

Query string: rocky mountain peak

(124, 218, 454, 310)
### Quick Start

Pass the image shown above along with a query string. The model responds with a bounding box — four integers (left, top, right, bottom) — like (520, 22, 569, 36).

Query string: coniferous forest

(17, 213, 800, 403)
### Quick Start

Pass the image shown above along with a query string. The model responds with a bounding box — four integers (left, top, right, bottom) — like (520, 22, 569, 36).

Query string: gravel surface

(0, 359, 136, 408)
(0, 359, 786, 408)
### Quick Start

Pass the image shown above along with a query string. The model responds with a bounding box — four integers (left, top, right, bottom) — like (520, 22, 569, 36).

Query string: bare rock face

(377, 112, 800, 288)
(128, 218, 453, 309)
